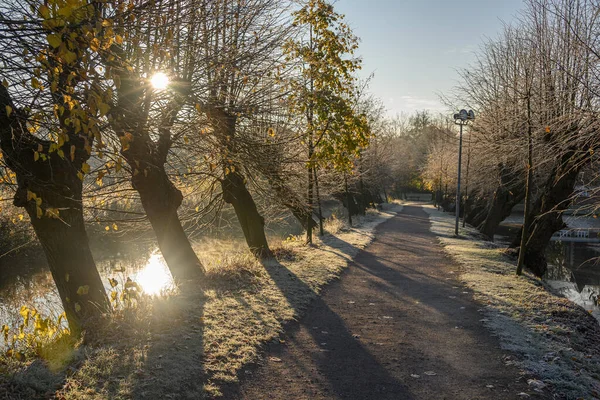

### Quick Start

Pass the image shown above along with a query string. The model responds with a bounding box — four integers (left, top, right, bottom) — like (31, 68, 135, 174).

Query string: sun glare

(150, 72, 169, 90)
(133, 253, 174, 295)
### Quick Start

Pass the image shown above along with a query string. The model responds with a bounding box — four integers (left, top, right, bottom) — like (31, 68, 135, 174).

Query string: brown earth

(227, 205, 547, 400)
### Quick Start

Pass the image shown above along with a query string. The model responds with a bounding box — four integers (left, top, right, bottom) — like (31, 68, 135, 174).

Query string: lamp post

(453, 109, 475, 236)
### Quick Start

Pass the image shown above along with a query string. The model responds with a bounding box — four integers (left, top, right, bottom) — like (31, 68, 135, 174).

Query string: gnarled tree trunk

(26, 197, 108, 336)
(516, 160, 580, 277)
(205, 106, 273, 257)
(132, 165, 205, 281)
(108, 68, 205, 283)
(464, 195, 489, 227)
(222, 171, 272, 258)
(0, 86, 108, 335)
(479, 164, 526, 241)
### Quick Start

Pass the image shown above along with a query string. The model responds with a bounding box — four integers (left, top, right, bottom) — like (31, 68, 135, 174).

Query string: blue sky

(335, 0, 525, 116)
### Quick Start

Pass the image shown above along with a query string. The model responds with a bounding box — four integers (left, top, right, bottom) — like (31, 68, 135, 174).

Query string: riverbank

(0, 203, 402, 399)
(424, 205, 600, 399)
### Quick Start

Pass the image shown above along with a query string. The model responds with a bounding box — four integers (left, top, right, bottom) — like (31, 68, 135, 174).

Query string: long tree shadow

(230, 258, 416, 399)
(253, 205, 532, 399)
(129, 289, 206, 399)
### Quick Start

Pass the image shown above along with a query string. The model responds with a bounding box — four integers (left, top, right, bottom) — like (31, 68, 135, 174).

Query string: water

(496, 213, 600, 321)
(0, 242, 174, 332)
(545, 241, 600, 321)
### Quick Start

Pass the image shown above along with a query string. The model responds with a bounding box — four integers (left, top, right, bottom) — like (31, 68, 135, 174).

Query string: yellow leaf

(18, 214, 23, 221)
(46, 208, 60, 219)
(76, 285, 89, 295)
(47, 34, 62, 49)
(64, 50, 77, 64)
(34, 151, 39, 161)
(105, 225, 110, 231)
(98, 102, 110, 117)
(38, 4, 50, 19)
(112, 223, 118, 231)
(81, 162, 90, 174)
(77, 171, 84, 181)
(89, 38, 100, 52)
(5, 105, 12, 117)
(36, 206, 42, 219)
(57, 4, 74, 19)
(70, 145, 76, 161)
(2, 79, 8, 88)
(31, 77, 42, 90)
(115, 35, 123, 45)
(74, 303, 81, 312)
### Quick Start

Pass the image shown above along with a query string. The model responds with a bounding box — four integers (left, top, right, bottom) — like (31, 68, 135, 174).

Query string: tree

(0, 0, 112, 334)
(96, 0, 206, 282)
(181, 0, 296, 258)
(285, 0, 369, 243)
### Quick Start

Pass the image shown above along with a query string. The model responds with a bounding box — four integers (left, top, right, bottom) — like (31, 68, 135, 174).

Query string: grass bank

(1, 203, 402, 399)
(423, 205, 600, 399)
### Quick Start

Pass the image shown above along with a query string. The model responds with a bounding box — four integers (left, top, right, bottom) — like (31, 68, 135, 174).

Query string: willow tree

(186, 0, 294, 258)
(284, 0, 369, 243)
(90, 0, 207, 282)
(0, 0, 111, 334)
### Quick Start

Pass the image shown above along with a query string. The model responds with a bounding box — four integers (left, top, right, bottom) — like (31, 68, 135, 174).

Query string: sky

(335, 0, 525, 117)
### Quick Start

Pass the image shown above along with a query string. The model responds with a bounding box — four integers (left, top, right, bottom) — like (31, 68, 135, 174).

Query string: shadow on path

(230, 205, 538, 400)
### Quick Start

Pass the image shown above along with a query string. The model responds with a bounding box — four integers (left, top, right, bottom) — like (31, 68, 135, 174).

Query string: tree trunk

(479, 179, 525, 241)
(222, 171, 272, 258)
(518, 162, 580, 277)
(479, 188, 524, 241)
(109, 66, 205, 283)
(357, 171, 367, 216)
(465, 196, 490, 227)
(26, 202, 108, 336)
(132, 166, 205, 282)
(345, 174, 352, 226)
(1, 85, 108, 335)
(314, 168, 324, 236)
(269, 179, 316, 231)
(307, 163, 314, 244)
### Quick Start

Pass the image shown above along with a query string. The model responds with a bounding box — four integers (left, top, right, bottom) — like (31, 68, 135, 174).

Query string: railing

(551, 229, 600, 243)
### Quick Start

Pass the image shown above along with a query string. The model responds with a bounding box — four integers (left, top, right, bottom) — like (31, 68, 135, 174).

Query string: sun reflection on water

(132, 253, 175, 295)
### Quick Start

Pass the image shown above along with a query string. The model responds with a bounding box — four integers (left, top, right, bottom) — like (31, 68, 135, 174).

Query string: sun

(133, 253, 174, 295)
(150, 72, 169, 90)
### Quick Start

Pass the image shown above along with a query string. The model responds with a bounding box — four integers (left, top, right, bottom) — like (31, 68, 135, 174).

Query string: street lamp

(453, 109, 475, 236)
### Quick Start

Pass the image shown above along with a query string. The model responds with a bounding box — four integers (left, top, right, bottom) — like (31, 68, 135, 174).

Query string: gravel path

(229, 205, 541, 400)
